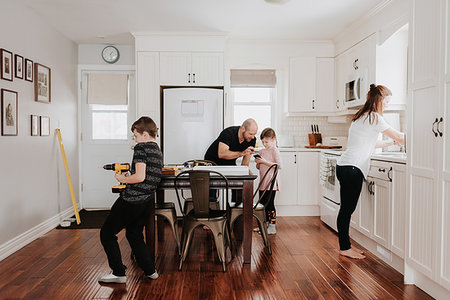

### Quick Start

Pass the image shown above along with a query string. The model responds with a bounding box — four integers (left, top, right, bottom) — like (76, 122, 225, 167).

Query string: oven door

(320, 155, 340, 204)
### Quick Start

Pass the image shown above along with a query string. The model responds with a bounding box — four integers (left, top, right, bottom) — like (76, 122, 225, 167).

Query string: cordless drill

(103, 163, 130, 193)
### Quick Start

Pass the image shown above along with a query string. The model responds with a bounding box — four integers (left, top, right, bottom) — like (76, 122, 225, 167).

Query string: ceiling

(22, 0, 388, 45)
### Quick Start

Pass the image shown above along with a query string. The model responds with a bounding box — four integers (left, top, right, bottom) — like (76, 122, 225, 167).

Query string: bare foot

(340, 248, 366, 259)
(351, 246, 364, 254)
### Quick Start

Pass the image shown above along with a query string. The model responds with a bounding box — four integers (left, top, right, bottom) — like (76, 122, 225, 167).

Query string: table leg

(242, 180, 253, 264)
(145, 192, 156, 261)
(157, 190, 165, 241)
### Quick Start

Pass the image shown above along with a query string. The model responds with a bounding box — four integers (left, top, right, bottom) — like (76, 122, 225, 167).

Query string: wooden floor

(0, 217, 433, 300)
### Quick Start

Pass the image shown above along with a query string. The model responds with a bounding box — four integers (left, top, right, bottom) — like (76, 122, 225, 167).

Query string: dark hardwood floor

(0, 217, 433, 300)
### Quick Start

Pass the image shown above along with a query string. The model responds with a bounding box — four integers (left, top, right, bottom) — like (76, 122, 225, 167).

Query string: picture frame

(15, 54, 24, 79)
(1, 49, 13, 81)
(1, 89, 18, 136)
(31, 115, 39, 136)
(34, 63, 51, 103)
(25, 59, 33, 82)
(40, 116, 50, 136)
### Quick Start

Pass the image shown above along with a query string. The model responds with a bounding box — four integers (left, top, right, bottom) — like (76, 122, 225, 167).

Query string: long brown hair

(352, 84, 392, 124)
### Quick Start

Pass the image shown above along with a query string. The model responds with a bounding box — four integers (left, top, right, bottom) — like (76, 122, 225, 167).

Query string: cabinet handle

(336, 99, 339, 109)
(368, 181, 373, 195)
(387, 167, 392, 182)
(432, 118, 438, 137)
(312, 99, 315, 110)
(188, 73, 191, 83)
(378, 168, 386, 173)
(354, 59, 359, 70)
(437, 117, 443, 137)
(294, 154, 297, 164)
(193, 73, 196, 84)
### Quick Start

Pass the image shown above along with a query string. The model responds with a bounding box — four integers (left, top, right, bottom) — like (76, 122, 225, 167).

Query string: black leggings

(336, 165, 364, 251)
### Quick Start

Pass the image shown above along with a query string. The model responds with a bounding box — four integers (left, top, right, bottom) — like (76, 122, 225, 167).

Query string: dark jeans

(259, 190, 277, 224)
(100, 196, 155, 276)
(336, 165, 364, 251)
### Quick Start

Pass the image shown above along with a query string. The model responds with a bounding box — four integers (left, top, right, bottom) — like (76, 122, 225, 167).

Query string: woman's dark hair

(352, 84, 392, 124)
(131, 116, 157, 137)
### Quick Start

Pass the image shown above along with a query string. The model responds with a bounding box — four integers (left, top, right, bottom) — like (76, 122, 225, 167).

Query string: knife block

(308, 133, 322, 146)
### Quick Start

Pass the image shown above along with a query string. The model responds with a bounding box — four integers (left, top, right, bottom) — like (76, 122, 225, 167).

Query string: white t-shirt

(337, 112, 391, 178)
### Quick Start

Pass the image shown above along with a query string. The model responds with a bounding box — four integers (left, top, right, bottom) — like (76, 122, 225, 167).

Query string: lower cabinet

(276, 151, 320, 215)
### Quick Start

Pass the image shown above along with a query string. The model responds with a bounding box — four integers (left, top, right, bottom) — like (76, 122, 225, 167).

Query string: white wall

(78, 44, 135, 66)
(0, 1, 78, 259)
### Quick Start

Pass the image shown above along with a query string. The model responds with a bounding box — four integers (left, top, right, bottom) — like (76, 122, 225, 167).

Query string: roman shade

(230, 69, 276, 87)
(87, 74, 128, 105)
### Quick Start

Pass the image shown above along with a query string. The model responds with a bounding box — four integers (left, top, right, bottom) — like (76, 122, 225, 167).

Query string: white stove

(319, 150, 342, 231)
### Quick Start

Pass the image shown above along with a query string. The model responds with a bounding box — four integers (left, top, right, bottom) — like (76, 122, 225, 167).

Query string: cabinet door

(276, 152, 298, 206)
(439, 0, 450, 289)
(356, 180, 374, 237)
(159, 52, 191, 85)
(334, 53, 346, 111)
(372, 178, 391, 248)
(391, 164, 406, 258)
(297, 152, 319, 205)
(407, 0, 441, 279)
(191, 53, 223, 86)
(315, 58, 335, 112)
(136, 52, 160, 125)
(289, 57, 316, 112)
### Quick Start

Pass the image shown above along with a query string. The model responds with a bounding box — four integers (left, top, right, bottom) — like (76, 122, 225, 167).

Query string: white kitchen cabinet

(406, 0, 450, 295)
(315, 58, 335, 112)
(276, 151, 320, 213)
(391, 163, 406, 258)
(159, 52, 223, 86)
(288, 57, 316, 112)
(276, 152, 298, 206)
(334, 53, 346, 111)
(136, 52, 160, 125)
(372, 174, 391, 249)
(297, 151, 320, 205)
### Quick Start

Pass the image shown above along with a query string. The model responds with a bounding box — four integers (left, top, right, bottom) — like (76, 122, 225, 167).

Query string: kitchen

(0, 0, 449, 299)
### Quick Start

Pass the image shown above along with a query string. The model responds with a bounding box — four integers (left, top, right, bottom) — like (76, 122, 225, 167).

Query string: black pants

(259, 190, 277, 224)
(336, 165, 364, 251)
(100, 197, 155, 276)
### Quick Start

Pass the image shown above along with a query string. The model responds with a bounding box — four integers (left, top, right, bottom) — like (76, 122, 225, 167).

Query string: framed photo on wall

(34, 63, 51, 103)
(31, 115, 39, 136)
(1, 49, 13, 81)
(15, 55, 24, 79)
(40, 116, 50, 136)
(25, 59, 33, 82)
(1, 89, 18, 136)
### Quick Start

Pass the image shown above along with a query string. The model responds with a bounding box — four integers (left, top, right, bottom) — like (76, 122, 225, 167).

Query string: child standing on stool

(255, 128, 282, 234)
(99, 116, 163, 284)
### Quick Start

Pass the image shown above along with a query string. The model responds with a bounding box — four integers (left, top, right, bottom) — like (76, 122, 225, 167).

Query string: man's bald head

(240, 118, 258, 142)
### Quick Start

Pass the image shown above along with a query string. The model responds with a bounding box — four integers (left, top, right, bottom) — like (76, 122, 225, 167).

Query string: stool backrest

(254, 164, 279, 209)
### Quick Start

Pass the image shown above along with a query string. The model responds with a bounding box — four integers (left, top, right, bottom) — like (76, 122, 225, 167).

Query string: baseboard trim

(0, 206, 77, 261)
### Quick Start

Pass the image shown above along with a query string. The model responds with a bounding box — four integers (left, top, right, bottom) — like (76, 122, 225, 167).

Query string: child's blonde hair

(260, 128, 277, 147)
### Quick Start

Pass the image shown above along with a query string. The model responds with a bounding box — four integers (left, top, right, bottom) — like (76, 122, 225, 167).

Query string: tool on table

(103, 163, 130, 193)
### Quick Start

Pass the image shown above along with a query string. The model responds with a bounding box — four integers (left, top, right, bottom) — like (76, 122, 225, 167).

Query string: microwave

(344, 68, 368, 107)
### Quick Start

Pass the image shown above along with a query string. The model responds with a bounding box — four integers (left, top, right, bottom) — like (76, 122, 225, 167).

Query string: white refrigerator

(163, 88, 224, 164)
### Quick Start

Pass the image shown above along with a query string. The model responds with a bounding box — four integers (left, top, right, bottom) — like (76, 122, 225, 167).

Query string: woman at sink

(336, 84, 405, 259)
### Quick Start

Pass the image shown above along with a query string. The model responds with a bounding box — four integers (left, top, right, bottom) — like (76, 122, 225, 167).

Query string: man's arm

(115, 162, 146, 184)
(218, 142, 243, 160)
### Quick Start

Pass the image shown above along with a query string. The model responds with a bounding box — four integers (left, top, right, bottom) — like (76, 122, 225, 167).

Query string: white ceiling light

(264, 0, 291, 4)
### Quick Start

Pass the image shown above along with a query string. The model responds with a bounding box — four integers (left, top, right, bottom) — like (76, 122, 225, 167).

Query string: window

(90, 104, 128, 140)
(232, 87, 273, 131)
(230, 69, 276, 131)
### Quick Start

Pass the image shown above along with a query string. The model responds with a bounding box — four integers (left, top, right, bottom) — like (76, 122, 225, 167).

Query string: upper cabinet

(288, 57, 334, 113)
(159, 52, 223, 86)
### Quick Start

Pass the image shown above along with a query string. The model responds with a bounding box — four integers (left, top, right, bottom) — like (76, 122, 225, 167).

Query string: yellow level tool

(56, 129, 81, 224)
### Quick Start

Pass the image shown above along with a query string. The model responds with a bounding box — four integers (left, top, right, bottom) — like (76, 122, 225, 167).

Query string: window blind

(230, 69, 276, 87)
(87, 74, 128, 105)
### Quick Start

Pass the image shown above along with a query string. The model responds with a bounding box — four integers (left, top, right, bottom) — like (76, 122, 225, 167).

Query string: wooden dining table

(145, 172, 257, 264)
